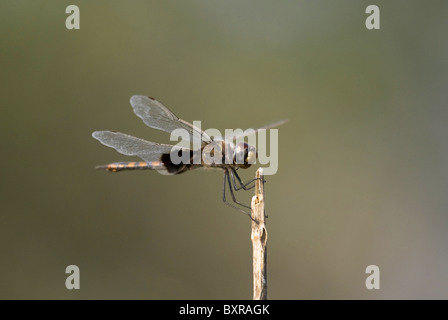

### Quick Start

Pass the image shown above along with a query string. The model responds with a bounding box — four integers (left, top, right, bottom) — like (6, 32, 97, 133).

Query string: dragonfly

(92, 95, 287, 217)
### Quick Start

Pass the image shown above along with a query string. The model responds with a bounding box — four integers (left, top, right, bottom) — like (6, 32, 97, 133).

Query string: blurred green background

(1, 0, 447, 299)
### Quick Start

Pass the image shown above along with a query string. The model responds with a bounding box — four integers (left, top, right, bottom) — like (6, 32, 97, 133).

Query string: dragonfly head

(235, 142, 257, 169)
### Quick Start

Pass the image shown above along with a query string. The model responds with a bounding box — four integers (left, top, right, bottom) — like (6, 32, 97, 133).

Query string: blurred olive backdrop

(1, 0, 448, 299)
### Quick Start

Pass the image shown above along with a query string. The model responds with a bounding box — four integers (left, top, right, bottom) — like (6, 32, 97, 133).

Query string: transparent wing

(130, 95, 212, 144)
(224, 119, 289, 141)
(92, 131, 187, 162)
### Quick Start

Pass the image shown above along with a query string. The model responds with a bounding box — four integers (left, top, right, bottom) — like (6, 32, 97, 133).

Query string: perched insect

(92, 95, 287, 216)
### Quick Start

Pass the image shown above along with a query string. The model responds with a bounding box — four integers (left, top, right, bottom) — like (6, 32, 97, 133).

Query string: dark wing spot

(160, 151, 193, 174)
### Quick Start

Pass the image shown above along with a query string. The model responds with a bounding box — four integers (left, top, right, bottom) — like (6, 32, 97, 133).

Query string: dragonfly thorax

(201, 141, 256, 168)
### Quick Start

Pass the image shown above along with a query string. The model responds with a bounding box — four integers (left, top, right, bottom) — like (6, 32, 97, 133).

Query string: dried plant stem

(251, 168, 267, 300)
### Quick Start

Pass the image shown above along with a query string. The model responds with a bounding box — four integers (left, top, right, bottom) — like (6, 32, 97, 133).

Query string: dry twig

(251, 168, 267, 300)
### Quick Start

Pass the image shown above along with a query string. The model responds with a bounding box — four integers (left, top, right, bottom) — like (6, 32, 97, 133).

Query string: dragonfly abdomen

(97, 161, 156, 172)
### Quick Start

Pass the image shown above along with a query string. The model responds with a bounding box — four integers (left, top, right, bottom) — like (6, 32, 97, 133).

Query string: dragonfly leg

(230, 168, 268, 220)
(222, 170, 254, 219)
(230, 168, 259, 191)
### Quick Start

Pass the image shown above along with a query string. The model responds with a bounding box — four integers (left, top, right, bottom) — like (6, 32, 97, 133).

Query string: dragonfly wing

(224, 119, 289, 141)
(130, 95, 212, 144)
(92, 131, 187, 162)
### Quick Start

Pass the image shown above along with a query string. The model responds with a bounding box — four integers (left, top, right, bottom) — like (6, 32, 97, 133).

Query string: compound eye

(235, 142, 248, 153)
(246, 145, 257, 165)
(234, 142, 248, 165)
